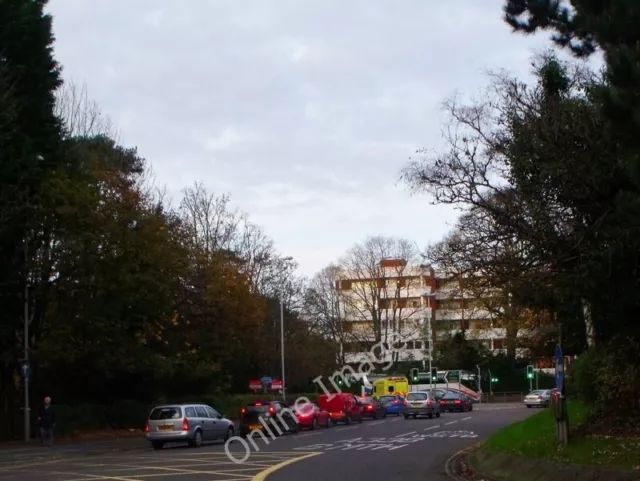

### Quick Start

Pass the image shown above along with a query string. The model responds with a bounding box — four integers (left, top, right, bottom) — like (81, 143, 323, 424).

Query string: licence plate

(249, 425, 263, 430)
(411, 402, 422, 407)
(446, 401, 454, 404)
(158, 425, 173, 431)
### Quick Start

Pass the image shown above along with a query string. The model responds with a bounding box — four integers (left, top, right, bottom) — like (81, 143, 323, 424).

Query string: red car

(293, 402, 330, 429)
(318, 393, 364, 425)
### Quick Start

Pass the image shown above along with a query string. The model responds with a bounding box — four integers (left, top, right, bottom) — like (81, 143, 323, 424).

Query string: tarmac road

(0, 403, 533, 481)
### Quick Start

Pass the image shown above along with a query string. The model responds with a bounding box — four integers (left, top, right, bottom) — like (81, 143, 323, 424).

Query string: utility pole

(23, 235, 30, 442)
(280, 296, 286, 401)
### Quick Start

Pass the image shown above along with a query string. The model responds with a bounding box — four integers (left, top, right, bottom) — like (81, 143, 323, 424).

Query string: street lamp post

(279, 256, 294, 401)
(23, 237, 30, 443)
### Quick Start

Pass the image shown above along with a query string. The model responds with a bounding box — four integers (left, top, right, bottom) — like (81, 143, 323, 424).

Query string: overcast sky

(47, 0, 573, 277)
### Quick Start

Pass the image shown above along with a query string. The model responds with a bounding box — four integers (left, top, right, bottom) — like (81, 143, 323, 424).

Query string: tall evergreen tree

(0, 0, 64, 437)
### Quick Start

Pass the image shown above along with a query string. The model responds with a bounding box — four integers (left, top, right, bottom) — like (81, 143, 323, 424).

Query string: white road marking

(395, 431, 416, 437)
(297, 432, 325, 438)
(424, 425, 441, 431)
(335, 426, 358, 432)
(445, 421, 458, 425)
(368, 420, 385, 426)
(462, 417, 472, 421)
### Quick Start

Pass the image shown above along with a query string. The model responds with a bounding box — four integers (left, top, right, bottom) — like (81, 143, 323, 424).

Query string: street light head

(282, 256, 294, 262)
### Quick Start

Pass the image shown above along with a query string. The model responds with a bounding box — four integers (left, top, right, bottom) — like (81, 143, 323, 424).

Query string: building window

(469, 319, 490, 330)
(406, 341, 414, 349)
(411, 299, 420, 308)
(439, 299, 462, 310)
(461, 320, 470, 330)
(414, 341, 422, 349)
(493, 338, 504, 349)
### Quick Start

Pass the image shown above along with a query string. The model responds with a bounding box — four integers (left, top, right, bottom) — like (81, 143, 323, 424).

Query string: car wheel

(358, 415, 363, 423)
(428, 412, 433, 419)
(373, 413, 378, 420)
(346, 415, 352, 425)
(436, 411, 441, 418)
(224, 426, 234, 442)
(403, 414, 410, 419)
(526, 405, 532, 408)
(396, 412, 400, 417)
(311, 418, 317, 430)
(189, 430, 203, 448)
(412, 414, 417, 419)
(151, 441, 164, 450)
(383, 412, 387, 418)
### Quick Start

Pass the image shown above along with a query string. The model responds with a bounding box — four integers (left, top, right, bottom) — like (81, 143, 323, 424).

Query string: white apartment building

(334, 259, 517, 364)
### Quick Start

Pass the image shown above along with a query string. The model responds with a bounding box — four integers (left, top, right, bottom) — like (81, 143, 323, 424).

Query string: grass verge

(484, 402, 640, 471)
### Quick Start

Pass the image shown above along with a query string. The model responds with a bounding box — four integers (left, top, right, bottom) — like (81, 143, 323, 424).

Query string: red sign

(249, 380, 261, 390)
(271, 380, 283, 390)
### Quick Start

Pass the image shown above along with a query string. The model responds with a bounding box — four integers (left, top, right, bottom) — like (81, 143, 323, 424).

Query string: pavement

(0, 403, 534, 481)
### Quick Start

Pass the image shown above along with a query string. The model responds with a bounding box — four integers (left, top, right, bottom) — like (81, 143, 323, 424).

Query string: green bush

(571, 337, 640, 416)
(106, 399, 150, 429)
(51, 403, 107, 436)
(42, 392, 324, 437)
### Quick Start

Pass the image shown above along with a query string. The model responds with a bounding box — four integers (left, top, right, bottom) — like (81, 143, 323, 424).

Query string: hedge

(35, 393, 321, 438)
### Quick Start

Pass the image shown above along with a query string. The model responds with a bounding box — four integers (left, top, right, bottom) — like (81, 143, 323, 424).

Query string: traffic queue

(144, 375, 480, 449)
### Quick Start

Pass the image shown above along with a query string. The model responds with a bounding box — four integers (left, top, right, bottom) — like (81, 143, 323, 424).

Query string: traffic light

(410, 368, 419, 382)
(491, 377, 498, 383)
(430, 367, 438, 381)
(526, 365, 534, 379)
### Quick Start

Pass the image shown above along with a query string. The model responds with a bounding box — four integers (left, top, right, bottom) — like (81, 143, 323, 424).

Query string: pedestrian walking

(37, 396, 55, 445)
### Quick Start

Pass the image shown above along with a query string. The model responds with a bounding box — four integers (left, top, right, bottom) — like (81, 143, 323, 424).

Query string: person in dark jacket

(37, 396, 55, 445)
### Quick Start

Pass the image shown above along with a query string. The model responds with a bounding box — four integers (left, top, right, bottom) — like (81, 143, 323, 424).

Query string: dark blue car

(378, 395, 406, 416)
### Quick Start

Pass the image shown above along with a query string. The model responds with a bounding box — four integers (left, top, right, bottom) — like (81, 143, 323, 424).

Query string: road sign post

(554, 344, 569, 445)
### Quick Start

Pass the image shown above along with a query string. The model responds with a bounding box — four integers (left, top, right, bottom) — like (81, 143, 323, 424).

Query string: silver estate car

(402, 391, 441, 419)
(145, 403, 235, 449)
(524, 390, 552, 408)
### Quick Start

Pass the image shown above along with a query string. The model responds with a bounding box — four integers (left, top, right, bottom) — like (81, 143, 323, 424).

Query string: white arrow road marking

(389, 444, 409, 450)
(395, 431, 416, 437)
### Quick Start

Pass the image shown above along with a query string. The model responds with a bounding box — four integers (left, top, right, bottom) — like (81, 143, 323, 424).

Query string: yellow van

(372, 376, 409, 398)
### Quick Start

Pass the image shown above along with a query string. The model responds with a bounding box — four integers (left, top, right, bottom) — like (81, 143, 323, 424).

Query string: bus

(411, 370, 480, 401)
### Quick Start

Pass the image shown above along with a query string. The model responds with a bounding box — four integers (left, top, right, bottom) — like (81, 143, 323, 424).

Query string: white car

(524, 390, 552, 408)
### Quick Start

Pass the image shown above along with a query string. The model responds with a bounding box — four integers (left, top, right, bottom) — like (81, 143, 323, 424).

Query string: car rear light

(440, 400, 445, 404)
(241, 407, 246, 414)
(427, 400, 432, 405)
(367, 405, 373, 410)
(393, 400, 398, 404)
(454, 400, 461, 404)
(538, 396, 542, 400)
(269, 406, 275, 414)
(181, 418, 189, 431)
(404, 400, 407, 406)
(255, 402, 262, 406)
(144, 421, 150, 433)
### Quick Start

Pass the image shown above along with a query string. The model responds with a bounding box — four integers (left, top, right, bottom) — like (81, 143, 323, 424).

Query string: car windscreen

(406, 392, 428, 401)
(149, 407, 182, 420)
(296, 403, 313, 412)
(243, 405, 269, 421)
(442, 393, 461, 400)
(378, 396, 395, 403)
(360, 397, 375, 404)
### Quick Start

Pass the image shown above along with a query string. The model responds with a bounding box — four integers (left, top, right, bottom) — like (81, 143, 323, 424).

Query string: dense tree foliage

(0, 1, 335, 440)
(401, 0, 640, 420)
